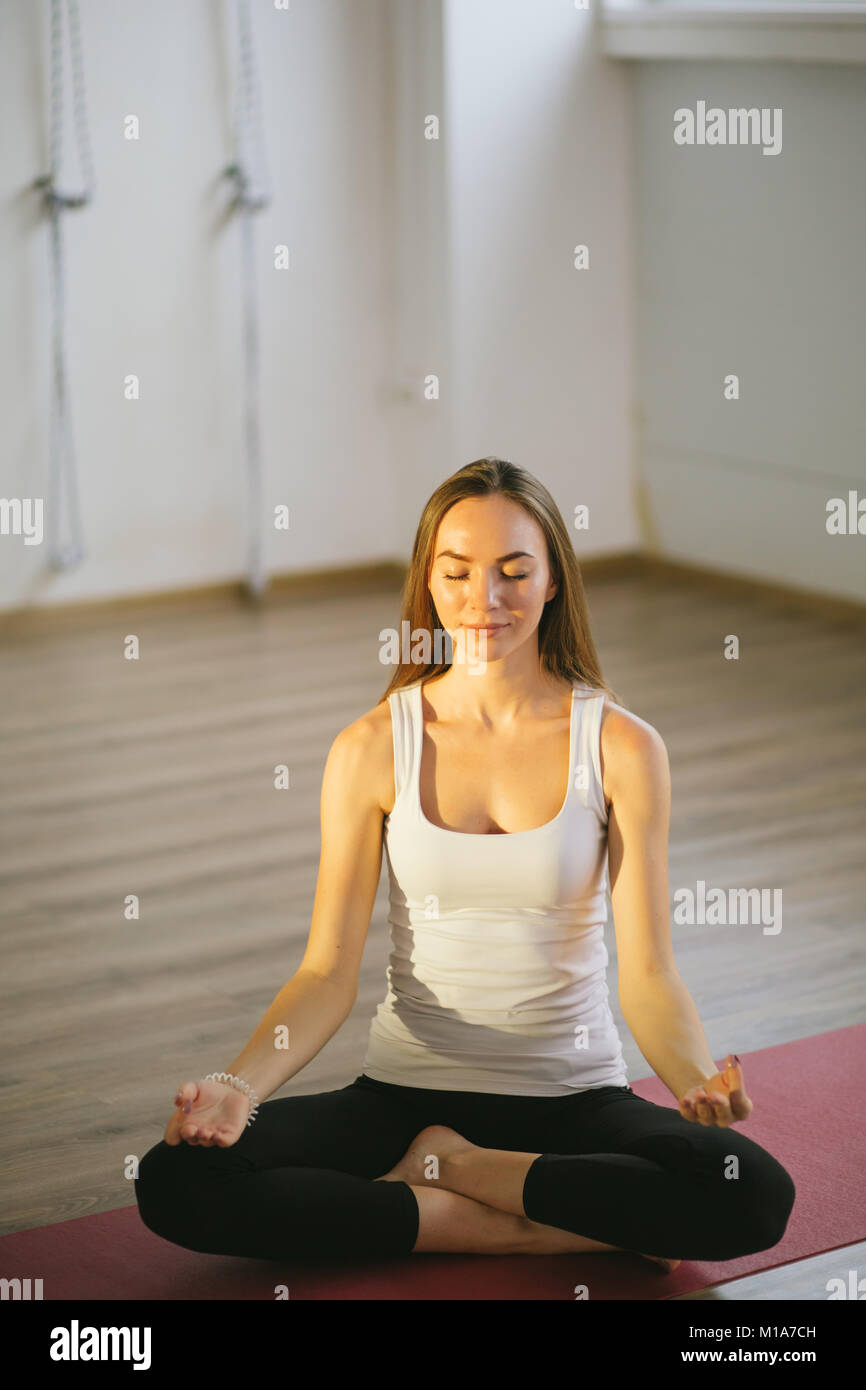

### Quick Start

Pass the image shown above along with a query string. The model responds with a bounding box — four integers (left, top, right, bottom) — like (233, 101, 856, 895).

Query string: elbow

(618, 962, 681, 1008)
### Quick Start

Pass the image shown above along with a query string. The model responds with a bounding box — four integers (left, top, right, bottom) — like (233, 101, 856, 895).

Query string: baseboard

(0, 550, 863, 638)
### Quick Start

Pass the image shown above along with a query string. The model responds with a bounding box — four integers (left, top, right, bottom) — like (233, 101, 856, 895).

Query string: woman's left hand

(678, 1054, 752, 1127)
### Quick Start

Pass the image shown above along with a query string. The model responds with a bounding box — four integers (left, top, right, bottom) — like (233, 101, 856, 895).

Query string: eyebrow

(435, 550, 536, 563)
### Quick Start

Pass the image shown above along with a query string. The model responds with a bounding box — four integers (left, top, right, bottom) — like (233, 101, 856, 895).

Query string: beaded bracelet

(202, 1071, 261, 1127)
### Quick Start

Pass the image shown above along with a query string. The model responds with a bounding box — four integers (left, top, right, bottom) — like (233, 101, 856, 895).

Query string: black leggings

(135, 1074, 796, 1263)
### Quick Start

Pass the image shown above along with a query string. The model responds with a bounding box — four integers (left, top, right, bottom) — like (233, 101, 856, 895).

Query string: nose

(465, 567, 504, 613)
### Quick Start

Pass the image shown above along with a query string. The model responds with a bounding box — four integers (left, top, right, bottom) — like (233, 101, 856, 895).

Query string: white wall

(0, 0, 638, 612)
(441, 0, 639, 557)
(1, 0, 399, 610)
(632, 59, 866, 602)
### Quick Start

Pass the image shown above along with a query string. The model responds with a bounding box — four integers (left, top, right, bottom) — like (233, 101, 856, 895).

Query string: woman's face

(428, 494, 558, 665)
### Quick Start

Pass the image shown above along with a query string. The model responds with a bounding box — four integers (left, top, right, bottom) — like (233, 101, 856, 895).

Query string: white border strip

(598, 2, 866, 63)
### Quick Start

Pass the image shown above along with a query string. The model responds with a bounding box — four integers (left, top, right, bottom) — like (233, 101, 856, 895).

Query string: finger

(704, 1093, 731, 1127)
(175, 1082, 200, 1114)
(724, 1055, 743, 1090)
(163, 1109, 185, 1145)
(694, 1091, 715, 1125)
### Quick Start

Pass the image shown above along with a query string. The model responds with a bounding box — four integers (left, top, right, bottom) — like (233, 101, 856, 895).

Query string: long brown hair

(377, 456, 624, 708)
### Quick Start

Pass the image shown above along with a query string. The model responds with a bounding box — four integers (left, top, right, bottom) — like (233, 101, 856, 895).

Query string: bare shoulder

(598, 698, 670, 813)
(327, 696, 395, 817)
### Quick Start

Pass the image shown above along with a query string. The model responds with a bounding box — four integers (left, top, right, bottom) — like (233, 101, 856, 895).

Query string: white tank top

(361, 678, 629, 1096)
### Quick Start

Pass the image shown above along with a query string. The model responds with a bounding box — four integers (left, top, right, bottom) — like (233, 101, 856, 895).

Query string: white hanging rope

(224, 0, 272, 600)
(33, 0, 94, 573)
(32, 0, 270, 592)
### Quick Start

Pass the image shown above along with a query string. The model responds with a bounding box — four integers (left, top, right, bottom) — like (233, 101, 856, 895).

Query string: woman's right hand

(164, 1078, 252, 1148)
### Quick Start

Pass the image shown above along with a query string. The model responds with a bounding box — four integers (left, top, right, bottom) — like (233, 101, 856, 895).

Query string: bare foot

(375, 1126, 681, 1272)
(374, 1124, 474, 1186)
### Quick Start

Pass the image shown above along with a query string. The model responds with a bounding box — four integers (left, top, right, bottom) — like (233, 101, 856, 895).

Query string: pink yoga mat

(1, 1025, 863, 1299)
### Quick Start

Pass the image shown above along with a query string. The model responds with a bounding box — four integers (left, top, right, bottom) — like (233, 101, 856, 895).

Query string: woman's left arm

(603, 707, 752, 1126)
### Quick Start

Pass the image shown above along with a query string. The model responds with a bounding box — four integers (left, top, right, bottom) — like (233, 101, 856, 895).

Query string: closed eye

(444, 573, 528, 582)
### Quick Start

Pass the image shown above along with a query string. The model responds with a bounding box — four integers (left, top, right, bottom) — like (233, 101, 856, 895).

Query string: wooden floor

(1, 568, 864, 1299)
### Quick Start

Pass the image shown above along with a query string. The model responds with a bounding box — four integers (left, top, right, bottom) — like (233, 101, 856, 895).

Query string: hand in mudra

(164, 1079, 251, 1148)
(678, 1054, 752, 1128)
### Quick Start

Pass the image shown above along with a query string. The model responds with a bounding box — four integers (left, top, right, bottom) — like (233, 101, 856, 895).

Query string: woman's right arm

(165, 714, 388, 1146)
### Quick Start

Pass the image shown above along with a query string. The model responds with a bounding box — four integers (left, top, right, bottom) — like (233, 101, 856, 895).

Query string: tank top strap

(573, 683, 608, 825)
(386, 681, 422, 811)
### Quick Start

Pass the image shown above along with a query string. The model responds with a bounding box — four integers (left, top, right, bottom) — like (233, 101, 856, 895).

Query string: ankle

(410, 1187, 536, 1255)
(440, 1140, 474, 1192)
